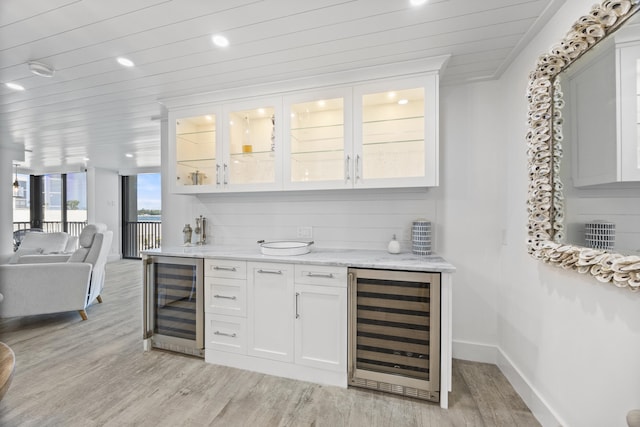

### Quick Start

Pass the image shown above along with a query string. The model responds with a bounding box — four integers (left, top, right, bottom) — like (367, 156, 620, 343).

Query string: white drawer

(204, 277, 246, 317)
(205, 314, 247, 354)
(205, 259, 246, 279)
(294, 264, 347, 287)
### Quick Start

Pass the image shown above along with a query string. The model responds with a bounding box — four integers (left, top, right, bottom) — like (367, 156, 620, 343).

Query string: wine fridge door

(143, 255, 204, 357)
(348, 268, 440, 401)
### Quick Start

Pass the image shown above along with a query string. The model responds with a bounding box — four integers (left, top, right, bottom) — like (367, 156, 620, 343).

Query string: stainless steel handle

(214, 331, 237, 338)
(305, 272, 334, 279)
(355, 154, 361, 182)
(295, 292, 300, 319)
(216, 164, 221, 185)
(223, 163, 228, 185)
(257, 269, 283, 275)
(345, 155, 351, 182)
(213, 294, 237, 300)
(213, 266, 237, 272)
(142, 257, 153, 339)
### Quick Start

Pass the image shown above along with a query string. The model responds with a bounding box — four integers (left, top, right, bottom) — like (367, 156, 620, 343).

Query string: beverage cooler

(348, 268, 441, 402)
(143, 255, 204, 357)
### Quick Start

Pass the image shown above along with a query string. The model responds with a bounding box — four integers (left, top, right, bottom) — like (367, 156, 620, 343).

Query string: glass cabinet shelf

(175, 114, 218, 188)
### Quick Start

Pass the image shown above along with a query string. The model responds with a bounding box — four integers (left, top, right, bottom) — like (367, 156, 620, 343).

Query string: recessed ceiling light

(212, 35, 229, 48)
(5, 82, 25, 91)
(28, 61, 55, 77)
(125, 153, 134, 158)
(410, 0, 428, 6)
(398, 99, 409, 105)
(117, 57, 135, 67)
(83, 157, 90, 161)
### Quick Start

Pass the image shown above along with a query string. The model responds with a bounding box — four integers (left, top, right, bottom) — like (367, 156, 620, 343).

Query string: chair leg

(97, 295, 103, 304)
(78, 310, 88, 321)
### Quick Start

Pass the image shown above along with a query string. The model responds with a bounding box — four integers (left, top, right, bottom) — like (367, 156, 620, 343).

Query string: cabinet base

(205, 349, 347, 388)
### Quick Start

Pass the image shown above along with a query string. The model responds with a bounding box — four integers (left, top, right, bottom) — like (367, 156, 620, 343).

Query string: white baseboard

(452, 340, 564, 427)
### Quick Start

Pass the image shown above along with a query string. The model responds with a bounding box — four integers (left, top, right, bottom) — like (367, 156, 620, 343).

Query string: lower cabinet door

(205, 313, 247, 354)
(247, 262, 295, 362)
(294, 284, 347, 372)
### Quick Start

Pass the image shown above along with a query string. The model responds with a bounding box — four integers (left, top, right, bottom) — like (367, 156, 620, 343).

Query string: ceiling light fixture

(410, 0, 428, 6)
(5, 82, 25, 91)
(117, 57, 135, 67)
(398, 99, 409, 105)
(28, 61, 55, 77)
(212, 35, 229, 48)
(125, 153, 134, 158)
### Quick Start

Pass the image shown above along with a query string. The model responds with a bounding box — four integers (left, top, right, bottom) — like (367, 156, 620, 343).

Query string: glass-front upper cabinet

(223, 98, 283, 191)
(283, 89, 352, 190)
(169, 107, 221, 193)
(353, 75, 439, 188)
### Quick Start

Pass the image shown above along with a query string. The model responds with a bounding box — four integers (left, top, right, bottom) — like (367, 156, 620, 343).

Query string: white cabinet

(353, 75, 439, 188)
(283, 88, 353, 190)
(168, 73, 441, 194)
(222, 97, 284, 192)
(247, 262, 295, 362)
(204, 259, 247, 355)
(169, 107, 222, 194)
(294, 265, 347, 373)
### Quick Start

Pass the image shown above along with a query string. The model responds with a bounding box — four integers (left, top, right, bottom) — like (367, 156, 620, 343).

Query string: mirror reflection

(559, 14, 640, 255)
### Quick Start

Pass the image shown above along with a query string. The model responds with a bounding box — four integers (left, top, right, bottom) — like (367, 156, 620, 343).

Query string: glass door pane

(228, 106, 276, 185)
(66, 172, 87, 235)
(43, 174, 63, 232)
(176, 114, 217, 187)
(154, 262, 197, 341)
(361, 87, 425, 180)
(290, 98, 344, 182)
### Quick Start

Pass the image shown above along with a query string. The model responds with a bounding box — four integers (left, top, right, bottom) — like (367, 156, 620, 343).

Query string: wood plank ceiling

(0, 0, 565, 173)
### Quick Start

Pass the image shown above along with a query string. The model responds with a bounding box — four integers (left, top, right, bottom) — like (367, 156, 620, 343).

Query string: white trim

(497, 348, 566, 427)
(452, 340, 564, 427)
(452, 339, 498, 364)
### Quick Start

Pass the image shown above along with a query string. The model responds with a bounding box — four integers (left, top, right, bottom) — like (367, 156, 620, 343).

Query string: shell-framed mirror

(526, 0, 640, 291)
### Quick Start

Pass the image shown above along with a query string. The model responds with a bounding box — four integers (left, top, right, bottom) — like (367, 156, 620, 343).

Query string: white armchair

(0, 224, 113, 320)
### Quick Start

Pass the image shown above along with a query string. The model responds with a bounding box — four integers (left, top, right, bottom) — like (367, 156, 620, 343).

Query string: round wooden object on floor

(0, 342, 16, 401)
(628, 410, 640, 427)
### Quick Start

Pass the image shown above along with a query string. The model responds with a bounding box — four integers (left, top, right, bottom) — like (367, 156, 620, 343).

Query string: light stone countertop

(143, 245, 455, 273)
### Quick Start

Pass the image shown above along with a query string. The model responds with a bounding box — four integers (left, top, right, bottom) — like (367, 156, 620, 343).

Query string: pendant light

(12, 164, 19, 197)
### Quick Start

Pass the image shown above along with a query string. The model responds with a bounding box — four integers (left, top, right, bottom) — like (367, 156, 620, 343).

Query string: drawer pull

(305, 272, 334, 279)
(257, 269, 283, 275)
(214, 331, 237, 338)
(213, 266, 237, 272)
(213, 294, 237, 300)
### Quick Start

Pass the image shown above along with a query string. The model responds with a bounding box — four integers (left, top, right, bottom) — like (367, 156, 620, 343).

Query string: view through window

(122, 173, 161, 258)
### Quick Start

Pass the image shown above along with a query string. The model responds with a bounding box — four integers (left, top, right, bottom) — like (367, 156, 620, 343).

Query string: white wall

(499, 0, 640, 425)
(87, 167, 121, 260)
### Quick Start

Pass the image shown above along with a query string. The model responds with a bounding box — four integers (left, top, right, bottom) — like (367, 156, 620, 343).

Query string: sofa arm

(0, 263, 92, 319)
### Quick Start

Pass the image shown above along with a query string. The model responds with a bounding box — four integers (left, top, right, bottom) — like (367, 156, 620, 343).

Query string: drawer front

(294, 265, 347, 287)
(205, 259, 247, 279)
(205, 314, 247, 354)
(204, 277, 246, 317)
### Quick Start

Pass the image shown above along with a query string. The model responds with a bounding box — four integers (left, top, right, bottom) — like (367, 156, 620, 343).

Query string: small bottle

(387, 234, 400, 254)
(183, 224, 192, 245)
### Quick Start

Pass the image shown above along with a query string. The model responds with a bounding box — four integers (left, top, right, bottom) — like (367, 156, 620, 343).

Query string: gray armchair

(0, 224, 113, 320)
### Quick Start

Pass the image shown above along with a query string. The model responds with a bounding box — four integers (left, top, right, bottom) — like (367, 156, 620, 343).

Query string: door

(294, 283, 347, 372)
(247, 262, 294, 362)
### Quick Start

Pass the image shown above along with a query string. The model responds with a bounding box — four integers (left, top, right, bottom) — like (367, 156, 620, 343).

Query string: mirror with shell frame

(526, 0, 640, 291)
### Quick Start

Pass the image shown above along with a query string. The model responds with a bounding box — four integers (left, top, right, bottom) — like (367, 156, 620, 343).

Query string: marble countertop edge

(142, 245, 456, 273)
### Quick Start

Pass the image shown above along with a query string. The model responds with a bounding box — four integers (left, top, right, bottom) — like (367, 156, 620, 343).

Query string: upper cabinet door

(617, 42, 640, 182)
(283, 88, 353, 190)
(353, 75, 439, 188)
(222, 98, 283, 192)
(169, 106, 222, 194)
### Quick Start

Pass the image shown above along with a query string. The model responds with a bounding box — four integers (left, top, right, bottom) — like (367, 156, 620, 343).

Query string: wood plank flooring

(0, 259, 540, 427)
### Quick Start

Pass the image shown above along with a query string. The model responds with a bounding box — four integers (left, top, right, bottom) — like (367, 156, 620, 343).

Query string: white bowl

(258, 240, 313, 256)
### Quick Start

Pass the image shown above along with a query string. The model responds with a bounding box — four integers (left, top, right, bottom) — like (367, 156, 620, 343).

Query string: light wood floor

(0, 259, 540, 427)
